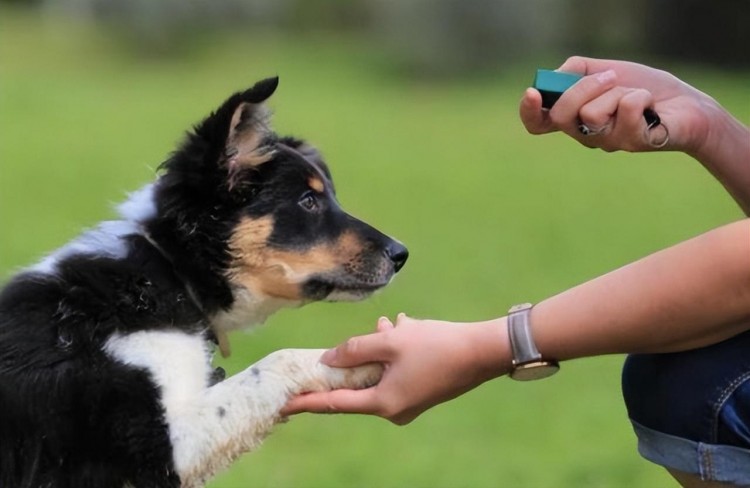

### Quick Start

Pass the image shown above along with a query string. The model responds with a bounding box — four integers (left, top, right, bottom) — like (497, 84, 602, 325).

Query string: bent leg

(622, 329, 750, 486)
(668, 469, 739, 488)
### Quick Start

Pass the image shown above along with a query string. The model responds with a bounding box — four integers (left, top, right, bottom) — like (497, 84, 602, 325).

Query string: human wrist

(468, 318, 513, 381)
(687, 100, 750, 214)
(687, 96, 748, 166)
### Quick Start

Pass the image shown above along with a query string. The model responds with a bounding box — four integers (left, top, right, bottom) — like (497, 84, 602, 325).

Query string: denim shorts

(622, 329, 750, 485)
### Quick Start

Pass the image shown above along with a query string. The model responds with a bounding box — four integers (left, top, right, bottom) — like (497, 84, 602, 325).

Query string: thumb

(321, 331, 394, 368)
(519, 87, 554, 135)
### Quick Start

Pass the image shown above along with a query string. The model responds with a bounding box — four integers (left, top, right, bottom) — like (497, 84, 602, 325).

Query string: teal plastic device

(533, 69, 583, 109)
(532, 68, 663, 129)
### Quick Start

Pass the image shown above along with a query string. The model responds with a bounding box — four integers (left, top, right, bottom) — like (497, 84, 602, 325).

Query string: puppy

(0, 77, 407, 488)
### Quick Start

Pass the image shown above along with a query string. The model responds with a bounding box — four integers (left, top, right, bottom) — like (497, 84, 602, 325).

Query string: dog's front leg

(172, 348, 382, 488)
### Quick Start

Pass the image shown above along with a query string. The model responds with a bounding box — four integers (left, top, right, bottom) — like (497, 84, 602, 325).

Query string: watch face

(510, 361, 560, 381)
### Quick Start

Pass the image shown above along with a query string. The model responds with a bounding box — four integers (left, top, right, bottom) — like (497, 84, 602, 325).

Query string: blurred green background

(1, 1, 748, 487)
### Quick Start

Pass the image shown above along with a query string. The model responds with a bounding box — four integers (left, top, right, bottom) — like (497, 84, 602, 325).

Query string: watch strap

(507, 303, 542, 365)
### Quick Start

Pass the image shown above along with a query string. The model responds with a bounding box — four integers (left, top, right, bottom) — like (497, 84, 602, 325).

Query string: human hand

(282, 314, 510, 425)
(520, 56, 717, 155)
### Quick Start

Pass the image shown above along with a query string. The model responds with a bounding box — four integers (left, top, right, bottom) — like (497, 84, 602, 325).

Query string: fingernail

(321, 348, 337, 364)
(595, 69, 616, 84)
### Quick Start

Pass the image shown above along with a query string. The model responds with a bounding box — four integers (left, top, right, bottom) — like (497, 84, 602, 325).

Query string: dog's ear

(180, 77, 279, 174)
(219, 78, 279, 174)
(159, 78, 279, 198)
(224, 78, 279, 171)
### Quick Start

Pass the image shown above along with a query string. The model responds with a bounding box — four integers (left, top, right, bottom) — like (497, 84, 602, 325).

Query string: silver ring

(577, 122, 609, 137)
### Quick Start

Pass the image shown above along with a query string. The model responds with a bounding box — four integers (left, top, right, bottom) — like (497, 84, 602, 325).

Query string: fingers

(549, 69, 617, 136)
(394, 312, 410, 325)
(522, 58, 668, 152)
(575, 88, 659, 151)
(557, 56, 588, 74)
(281, 388, 381, 416)
(558, 56, 620, 77)
(320, 316, 397, 367)
(376, 316, 394, 333)
(609, 88, 657, 150)
(525, 56, 682, 152)
(320, 330, 395, 368)
(282, 389, 419, 425)
(522, 67, 617, 139)
(577, 86, 632, 133)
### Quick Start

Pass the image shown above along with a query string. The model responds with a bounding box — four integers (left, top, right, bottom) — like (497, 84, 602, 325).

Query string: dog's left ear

(223, 77, 279, 171)
(186, 77, 279, 173)
(160, 78, 279, 195)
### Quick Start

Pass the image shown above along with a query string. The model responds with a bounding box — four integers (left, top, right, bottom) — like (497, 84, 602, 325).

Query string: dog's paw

(255, 348, 383, 395)
(312, 354, 383, 392)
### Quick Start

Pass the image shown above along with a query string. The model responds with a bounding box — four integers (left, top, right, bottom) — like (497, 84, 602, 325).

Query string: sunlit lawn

(1, 6, 747, 488)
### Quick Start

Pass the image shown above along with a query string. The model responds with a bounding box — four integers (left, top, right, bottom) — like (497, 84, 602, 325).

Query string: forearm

(516, 219, 750, 362)
(689, 104, 750, 216)
(284, 221, 750, 422)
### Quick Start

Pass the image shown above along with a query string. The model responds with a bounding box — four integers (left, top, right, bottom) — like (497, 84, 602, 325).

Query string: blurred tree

(367, 0, 570, 76)
(284, 0, 371, 32)
(40, 0, 288, 55)
(566, 0, 647, 60)
(17, 0, 750, 70)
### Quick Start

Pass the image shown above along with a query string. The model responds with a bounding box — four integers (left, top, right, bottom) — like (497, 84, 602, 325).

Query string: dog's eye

(298, 193, 319, 212)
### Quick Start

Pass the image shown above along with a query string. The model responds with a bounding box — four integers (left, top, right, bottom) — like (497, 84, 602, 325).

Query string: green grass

(1, 6, 748, 488)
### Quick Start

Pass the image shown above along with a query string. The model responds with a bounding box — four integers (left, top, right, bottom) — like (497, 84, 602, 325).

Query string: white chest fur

(104, 331, 212, 420)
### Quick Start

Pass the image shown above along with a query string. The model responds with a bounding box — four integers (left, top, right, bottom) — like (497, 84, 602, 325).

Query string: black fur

(0, 250, 189, 487)
(0, 78, 407, 487)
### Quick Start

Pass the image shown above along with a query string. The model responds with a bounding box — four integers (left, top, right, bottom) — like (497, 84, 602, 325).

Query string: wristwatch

(507, 303, 559, 381)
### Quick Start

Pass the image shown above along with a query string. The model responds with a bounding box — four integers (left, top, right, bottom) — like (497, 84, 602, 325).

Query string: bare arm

(284, 220, 750, 424)
(283, 58, 750, 424)
(531, 218, 750, 359)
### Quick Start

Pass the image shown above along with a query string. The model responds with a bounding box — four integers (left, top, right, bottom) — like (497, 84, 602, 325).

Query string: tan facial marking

(227, 216, 275, 269)
(227, 217, 366, 301)
(308, 176, 325, 193)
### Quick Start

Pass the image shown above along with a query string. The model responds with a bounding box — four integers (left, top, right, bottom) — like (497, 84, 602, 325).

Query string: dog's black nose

(385, 241, 409, 273)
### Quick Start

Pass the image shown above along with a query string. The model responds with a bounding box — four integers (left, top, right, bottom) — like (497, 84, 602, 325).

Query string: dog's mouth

(300, 242, 407, 302)
(302, 274, 393, 302)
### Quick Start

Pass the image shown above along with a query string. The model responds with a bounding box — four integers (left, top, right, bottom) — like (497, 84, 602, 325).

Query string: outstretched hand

(282, 314, 510, 425)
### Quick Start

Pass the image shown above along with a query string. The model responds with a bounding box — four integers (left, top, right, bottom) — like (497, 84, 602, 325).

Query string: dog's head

(152, 78, 407, 319)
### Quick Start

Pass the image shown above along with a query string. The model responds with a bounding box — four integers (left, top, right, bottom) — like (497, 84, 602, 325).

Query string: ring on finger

(577, 121, 610, 136)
